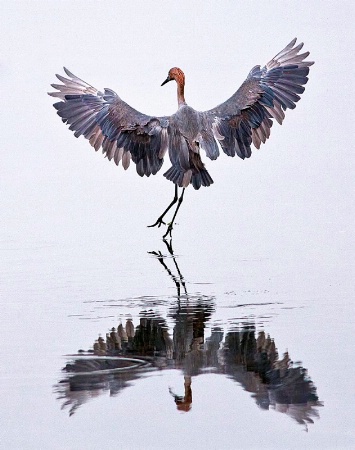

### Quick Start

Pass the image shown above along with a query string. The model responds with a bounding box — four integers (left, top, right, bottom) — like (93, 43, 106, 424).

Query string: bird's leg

(163, 237, 188, 295)
(148, 185, 178, 228)
(163, 188, 185, 238)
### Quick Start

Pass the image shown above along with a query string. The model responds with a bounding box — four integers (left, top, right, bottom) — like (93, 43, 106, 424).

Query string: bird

(49, 38, 313, 237)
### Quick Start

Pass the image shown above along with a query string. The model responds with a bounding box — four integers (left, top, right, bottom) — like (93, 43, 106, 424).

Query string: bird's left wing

(49, 68, 169, 177)
(199, 38, 314, 160)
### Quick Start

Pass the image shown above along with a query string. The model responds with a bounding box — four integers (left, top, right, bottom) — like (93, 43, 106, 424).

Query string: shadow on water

(55, 239, 323, 429)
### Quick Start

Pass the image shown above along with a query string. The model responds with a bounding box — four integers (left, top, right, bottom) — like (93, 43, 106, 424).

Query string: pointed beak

(161, 76, 171, 86)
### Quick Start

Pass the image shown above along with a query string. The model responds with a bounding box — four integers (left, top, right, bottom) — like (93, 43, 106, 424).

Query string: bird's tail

(191, 167, 214, 190)
(164, 166, 213, 190)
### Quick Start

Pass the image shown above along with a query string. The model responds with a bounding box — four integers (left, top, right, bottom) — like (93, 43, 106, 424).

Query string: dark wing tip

(63, 67, 75, 78)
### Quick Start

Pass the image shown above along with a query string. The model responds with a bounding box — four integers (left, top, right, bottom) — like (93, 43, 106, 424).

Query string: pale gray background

(1, 1, 354, 449)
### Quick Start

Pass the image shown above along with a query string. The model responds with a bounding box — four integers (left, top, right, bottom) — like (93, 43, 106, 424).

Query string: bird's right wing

(49, 68, 169, 177)
(200, 38, 314, 160)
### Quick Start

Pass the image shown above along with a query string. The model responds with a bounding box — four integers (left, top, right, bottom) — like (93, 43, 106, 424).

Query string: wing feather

(48, 69, 169, 178)
(203, 38, 313, 160)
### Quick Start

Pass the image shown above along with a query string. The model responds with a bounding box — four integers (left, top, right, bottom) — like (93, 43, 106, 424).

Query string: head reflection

(55, 239, 322, 429)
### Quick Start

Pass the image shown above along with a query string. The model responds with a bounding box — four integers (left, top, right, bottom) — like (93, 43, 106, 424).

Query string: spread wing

(48, 68, 169, 177)
(200, 38, 314, 160)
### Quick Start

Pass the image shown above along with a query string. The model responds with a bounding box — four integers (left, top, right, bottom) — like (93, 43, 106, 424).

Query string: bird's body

(49, 38, 313, 235)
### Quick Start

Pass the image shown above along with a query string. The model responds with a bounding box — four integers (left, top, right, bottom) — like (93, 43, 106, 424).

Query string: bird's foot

(147, 217, 166, 228)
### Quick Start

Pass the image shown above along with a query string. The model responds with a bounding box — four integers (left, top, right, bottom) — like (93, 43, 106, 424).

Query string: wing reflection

(55, 239, 322, 429)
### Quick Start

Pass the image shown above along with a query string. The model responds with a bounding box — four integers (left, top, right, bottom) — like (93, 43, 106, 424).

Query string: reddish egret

(49, 38, 313, 237)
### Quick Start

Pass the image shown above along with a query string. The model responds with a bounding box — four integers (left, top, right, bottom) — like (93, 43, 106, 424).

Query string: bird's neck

(177, 82, 186, 107)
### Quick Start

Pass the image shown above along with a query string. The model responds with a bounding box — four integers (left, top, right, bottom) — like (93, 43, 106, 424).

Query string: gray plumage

(49, 38, 313, 190)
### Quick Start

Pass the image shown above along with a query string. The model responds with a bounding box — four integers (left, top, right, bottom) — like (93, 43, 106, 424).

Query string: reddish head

(161, 68, 186, 106)
(161, 67, 185, 87)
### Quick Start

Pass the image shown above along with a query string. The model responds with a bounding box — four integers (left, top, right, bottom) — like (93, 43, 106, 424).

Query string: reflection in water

(55, 239, 322, 429)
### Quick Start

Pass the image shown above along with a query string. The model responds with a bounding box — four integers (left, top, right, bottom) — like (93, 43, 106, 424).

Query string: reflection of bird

(49, 38, 313, 236)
